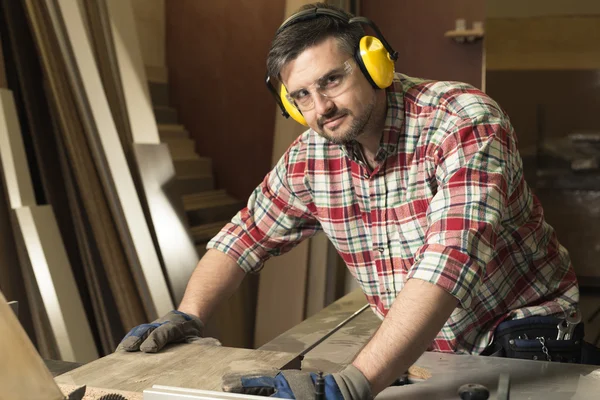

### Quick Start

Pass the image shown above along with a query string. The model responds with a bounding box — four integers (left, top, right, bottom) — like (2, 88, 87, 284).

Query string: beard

(315, 99, 376, 145)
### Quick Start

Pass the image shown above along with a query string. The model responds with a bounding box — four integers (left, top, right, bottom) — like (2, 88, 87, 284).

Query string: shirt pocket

(387, 198, 430, 298)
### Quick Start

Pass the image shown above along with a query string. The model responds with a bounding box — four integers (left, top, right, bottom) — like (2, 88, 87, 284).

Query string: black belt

(481, 315, 599, 364)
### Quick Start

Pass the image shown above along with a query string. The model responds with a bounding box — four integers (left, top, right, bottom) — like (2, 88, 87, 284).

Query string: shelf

(444, 29, 484, 43)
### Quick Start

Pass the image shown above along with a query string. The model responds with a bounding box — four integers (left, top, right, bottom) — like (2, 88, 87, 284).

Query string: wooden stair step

(173, 175, 215, 196)
(190, 221, 228, 243)
(183, 191, 245, 226)
(174, 158, 212, 176)
(165, 137, 197, 160)
(154, 107, 178, 124)
(158, 123, 188, 140)
(149, 81, 169, 107)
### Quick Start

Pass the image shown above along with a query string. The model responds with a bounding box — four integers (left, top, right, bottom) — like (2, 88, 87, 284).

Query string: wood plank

(13, 206, 98, 362)
(24, 0, 147, 331)
(133, 143, 198, 305)
(486, 16, 600, 70)
(0, 29, 6, 88)
(51, 0, 174, 318)
(259, 289, 368, 354)
(0, 90, 36, 208)
(55, 345, 296, 392)
(0, 89, 97, 361)
(0, 291, 65, 400)
(302, 308, 380, 373)
(105, 0, 161, 144)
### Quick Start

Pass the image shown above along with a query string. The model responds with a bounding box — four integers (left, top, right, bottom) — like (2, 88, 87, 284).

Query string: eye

(324, 74, 343, 86)
(292, 89, 310, 101)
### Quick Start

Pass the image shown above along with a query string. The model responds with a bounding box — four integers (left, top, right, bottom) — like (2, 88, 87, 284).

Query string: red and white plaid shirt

(208, 73, 579, 354)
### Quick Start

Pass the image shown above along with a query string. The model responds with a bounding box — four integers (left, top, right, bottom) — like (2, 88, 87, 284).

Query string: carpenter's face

(280, 37, 376, 144)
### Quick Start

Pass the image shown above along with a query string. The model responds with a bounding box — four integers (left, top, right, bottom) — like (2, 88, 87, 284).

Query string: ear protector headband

(265, 8, 398, 126)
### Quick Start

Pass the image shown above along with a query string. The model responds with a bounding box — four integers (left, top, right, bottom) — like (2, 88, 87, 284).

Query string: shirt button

(377, 247, 384, 253)
(363, 173, 369, 179)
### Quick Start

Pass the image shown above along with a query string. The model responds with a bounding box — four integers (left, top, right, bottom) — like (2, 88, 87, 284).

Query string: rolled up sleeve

(408, 116, 511, 308)
(207, 150, 321, 273)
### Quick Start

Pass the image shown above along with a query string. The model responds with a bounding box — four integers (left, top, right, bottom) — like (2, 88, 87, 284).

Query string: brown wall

(361, 0, 485, 88)
(166, 0, 285, 199)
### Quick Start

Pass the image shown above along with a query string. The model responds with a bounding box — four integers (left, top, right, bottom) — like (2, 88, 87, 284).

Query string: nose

(312, 92, 334, 116)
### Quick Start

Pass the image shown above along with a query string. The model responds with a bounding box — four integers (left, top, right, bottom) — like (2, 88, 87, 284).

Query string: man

(118, 3, 590, 399)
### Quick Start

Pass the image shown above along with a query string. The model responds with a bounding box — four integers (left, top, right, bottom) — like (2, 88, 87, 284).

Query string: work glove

(222, 365, 372, 400)
(117, 310, 220, 353)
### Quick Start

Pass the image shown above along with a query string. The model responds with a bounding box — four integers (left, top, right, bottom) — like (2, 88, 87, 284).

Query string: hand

(222, 365, 372, 400)
(117, 310, 220, 353)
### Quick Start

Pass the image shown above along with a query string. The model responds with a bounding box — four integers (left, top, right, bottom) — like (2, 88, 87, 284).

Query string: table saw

(44, 289, 600, 399)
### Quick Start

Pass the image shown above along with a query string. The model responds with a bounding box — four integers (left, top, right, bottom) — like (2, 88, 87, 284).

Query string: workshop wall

(360, 0, 485, 89)
(165, 0, 284, 200)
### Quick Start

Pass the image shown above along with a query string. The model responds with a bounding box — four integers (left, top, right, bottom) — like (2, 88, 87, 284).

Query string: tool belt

(482, 315, 591, 363)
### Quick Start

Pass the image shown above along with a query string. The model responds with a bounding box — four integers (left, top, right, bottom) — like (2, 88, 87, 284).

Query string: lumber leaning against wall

(0, 89, 97, 362)
(46, 0, 174, 318)
(23, 0, 148, 339)
(87, 0, 199, 304)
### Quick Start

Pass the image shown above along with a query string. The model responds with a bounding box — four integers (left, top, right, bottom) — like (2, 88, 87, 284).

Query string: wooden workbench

(54, 290, 600, 398)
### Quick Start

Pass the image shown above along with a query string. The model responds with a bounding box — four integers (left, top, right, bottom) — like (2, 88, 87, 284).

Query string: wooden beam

(14, 206, 98, 362)
(0, 90, 35, 208)
(23, 0, 147, 332)
(133, 143, 198, 304)
(48, 0, 174, 318)
(0, 291, 65, 400)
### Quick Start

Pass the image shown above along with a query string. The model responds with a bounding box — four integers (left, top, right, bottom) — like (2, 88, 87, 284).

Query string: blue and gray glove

(222, 365, 372, 400)
(117, 310, 220, 353)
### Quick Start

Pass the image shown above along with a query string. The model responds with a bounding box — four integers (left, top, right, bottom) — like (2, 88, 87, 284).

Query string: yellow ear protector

(265, 8, 398, 126)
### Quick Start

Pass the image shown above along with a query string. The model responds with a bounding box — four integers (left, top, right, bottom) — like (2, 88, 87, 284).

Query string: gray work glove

(222, 364, 372, 400)
(117, 310, 220, 353)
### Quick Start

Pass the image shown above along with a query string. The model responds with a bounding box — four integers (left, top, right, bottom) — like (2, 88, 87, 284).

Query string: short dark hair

(266, 2, 364, 80)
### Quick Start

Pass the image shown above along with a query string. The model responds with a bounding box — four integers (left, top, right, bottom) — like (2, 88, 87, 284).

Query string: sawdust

(408, 365, 432, 381)
(59, 384, 143, 400)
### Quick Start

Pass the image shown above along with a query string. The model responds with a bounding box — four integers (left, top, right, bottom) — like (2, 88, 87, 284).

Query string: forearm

(178, 249, 246, 322)
(352, 279, 458, 395)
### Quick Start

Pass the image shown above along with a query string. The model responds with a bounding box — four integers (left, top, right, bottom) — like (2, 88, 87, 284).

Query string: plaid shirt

(208, 73, 579, 354)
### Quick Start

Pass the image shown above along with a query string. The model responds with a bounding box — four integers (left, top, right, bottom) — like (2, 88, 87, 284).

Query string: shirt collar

(342, 74, 405, 162)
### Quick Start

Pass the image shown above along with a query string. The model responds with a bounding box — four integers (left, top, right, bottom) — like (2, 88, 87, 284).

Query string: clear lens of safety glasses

(285, 59, 354, 112)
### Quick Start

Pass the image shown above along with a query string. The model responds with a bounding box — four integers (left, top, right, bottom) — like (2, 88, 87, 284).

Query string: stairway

(149, 80, 245, 262)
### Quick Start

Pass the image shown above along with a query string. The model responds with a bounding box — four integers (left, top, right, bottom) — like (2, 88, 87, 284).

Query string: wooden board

(0, 30, 6, 88)
(259, 289, 368, 355)
(133, 143, 198, 304)
(55, 345, 296, 392)
(49, 0, 174, 318)
(105, 0, 161, 144)
(24, 0, 147, 333)
(486, 16, 600, 70)
(0, 88, 97, 361)
(0, 291, 64, 400)
(302, 307, 380, 373)
(13, 206, 98, 363)
(0, 89, 36, 208)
